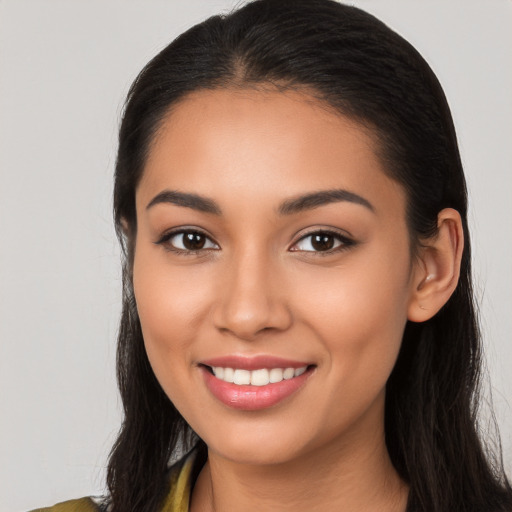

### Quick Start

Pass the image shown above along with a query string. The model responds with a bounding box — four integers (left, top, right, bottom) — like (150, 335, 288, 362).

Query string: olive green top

(30, 497, 100, 512)
(30, 450, 199, 512)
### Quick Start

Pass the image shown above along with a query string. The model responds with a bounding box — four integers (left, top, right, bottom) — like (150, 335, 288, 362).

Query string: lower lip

(201, 366, 313, 410)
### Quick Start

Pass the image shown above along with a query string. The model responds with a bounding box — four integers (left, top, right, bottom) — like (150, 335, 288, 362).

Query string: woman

(34, 0, 512, 511)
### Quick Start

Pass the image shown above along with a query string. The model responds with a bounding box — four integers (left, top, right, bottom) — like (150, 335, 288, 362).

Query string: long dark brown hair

(108, 1, 512, 510)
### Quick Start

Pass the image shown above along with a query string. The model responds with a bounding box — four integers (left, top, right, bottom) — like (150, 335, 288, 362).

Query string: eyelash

(290, 229, 356, 255)
(154, 228, 356, 256)
(154, 228, 219, 255)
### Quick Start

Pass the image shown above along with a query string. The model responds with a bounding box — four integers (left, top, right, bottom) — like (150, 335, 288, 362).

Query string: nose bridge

(214, 244, 291, 339)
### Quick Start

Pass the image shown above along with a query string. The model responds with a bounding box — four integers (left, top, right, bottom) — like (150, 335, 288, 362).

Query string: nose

(212, 251, 292, 340)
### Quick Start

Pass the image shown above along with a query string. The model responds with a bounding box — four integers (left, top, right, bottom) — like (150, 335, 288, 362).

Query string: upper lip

(200, 355, 313, 371)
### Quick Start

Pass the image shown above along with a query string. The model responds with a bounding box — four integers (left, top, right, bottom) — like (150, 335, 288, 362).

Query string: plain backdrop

(0, 1, 510, 510)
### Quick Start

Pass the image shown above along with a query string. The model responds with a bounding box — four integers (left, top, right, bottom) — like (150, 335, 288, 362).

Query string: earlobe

(407, 208, 464, 323)
(120, 217, 130, 236)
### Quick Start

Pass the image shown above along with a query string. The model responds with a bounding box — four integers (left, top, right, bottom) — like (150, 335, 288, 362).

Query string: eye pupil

(312, 234, 334, 251)
(183, 232, 206, 250)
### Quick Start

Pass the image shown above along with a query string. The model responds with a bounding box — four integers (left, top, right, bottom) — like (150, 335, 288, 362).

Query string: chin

(195, 416, 323, 467)
(210, 440, 301, 466)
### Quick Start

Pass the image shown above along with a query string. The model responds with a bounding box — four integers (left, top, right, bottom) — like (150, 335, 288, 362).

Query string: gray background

(0, 1, 510, 510)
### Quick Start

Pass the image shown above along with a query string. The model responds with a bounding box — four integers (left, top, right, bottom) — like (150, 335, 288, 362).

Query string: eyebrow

(278, 189, 374, 215)
(146, 188, 374, 216)
(146, 190, 221, 214)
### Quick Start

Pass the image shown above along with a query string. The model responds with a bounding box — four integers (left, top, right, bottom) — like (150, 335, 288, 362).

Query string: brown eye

(157, 230, 219, 253)
(183, 232, 206, 250)
(291, 231, 354, 253)
(311, 234, 335, 251)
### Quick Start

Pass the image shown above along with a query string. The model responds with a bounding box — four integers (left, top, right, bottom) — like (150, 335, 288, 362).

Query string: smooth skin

(132, 88, 463, 512)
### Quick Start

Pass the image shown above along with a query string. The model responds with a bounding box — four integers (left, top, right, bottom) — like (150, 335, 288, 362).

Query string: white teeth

(294, 366, 306, 377)
(233, 369, 251, 385)
(210, 365, 308, 385)
(250, 368, 269, 386)
(223, 367, 235, 383)
(269, 368, 283, 383)
(283, 367, 295, 380)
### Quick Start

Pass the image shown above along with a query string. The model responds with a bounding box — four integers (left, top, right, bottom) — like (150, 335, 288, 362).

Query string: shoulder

(29, 496, 106, 512)
(29, 447, 206, 512)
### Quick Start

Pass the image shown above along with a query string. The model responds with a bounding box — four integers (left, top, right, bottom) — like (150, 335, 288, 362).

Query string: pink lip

(199, 357, 314, 411)
(200, 355, 310, 370)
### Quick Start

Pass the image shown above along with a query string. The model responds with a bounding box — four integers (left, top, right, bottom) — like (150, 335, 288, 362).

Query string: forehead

(138, 88, 406, 219)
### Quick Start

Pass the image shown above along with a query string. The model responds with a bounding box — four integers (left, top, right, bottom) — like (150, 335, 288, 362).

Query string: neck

(190, 406, 408, 512)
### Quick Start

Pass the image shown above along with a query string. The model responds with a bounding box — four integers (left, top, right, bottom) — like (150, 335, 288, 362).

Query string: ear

(120, 217, 131, 236)
(407, 208, 464, 323)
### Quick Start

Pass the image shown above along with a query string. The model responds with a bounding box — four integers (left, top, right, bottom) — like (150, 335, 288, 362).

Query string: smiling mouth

(200, 363, 316, 410)
(203, 365, 311, 386)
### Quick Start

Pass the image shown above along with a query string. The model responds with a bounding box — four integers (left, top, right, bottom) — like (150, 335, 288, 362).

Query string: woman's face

(133, 88, 419, 465)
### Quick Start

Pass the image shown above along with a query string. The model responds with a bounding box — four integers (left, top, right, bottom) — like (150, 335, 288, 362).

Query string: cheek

(293, 249, 411, 381)
(132, 246, 213, 390)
